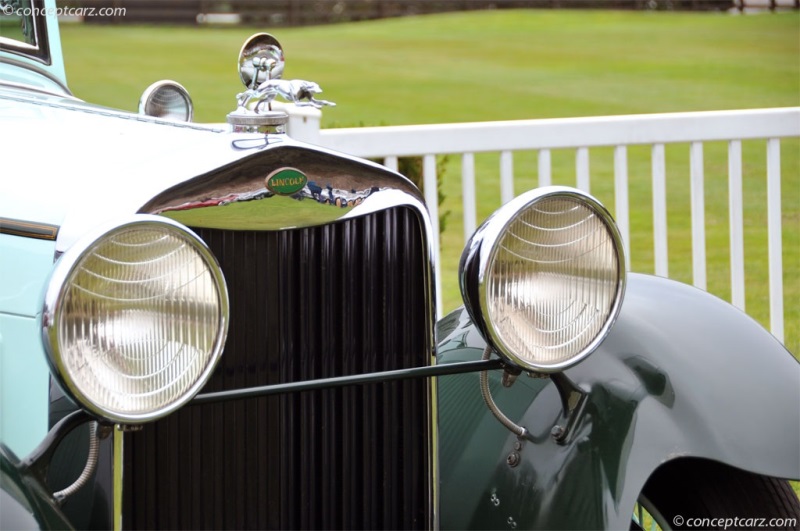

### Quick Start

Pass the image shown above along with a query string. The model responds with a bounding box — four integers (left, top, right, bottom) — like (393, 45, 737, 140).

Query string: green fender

(0, 444, 73, 530)
(436, 273, 800, 530)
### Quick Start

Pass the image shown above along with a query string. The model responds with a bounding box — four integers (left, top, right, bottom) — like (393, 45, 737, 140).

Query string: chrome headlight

(42, 216, 228, 424)
(460, 187, 625, 373)
(138, 80, 193, 122)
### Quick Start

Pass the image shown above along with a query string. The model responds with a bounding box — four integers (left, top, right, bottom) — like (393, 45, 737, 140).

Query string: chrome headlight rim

(460, 186, 626, 373)
(138, 80, 194, 122)
(41, 215, 229, 424)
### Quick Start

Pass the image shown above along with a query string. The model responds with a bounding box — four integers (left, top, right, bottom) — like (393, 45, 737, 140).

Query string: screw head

(551, 425, 566, 440)
(506, 451, 520, 468)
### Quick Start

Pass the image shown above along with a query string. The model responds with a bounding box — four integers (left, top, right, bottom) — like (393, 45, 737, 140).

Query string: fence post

(766, 138, 784, 342)
(652, 143, 668, 278)
(690, 141, 706, 291)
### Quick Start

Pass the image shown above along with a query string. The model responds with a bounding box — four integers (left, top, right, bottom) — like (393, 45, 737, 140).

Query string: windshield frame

(0, 0, 51, 65)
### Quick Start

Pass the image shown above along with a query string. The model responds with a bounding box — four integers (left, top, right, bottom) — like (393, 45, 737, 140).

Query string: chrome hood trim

(141, 141, 426, 232)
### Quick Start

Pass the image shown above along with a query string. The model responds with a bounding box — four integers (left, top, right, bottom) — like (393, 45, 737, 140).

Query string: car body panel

(0, 234, 56, 317)
(0, 233, 55, 456)
(0, 315, 51, 458)
(0, 444, 72, 530)
(0, 60, 68, 95)
(0, 87, 237, 245)
(437, 273, 800, 530)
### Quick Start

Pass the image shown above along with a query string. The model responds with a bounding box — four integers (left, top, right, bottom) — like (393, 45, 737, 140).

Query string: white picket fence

(287, 107, 799, 341)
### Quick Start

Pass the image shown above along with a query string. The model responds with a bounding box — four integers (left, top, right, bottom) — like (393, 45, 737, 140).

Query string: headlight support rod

(192, 358, 504, 404)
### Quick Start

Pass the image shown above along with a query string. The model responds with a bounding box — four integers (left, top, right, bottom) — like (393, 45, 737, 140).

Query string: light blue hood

(0, 86, 264, 252)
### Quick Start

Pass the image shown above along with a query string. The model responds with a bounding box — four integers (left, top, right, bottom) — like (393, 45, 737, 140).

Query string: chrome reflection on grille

(122, 207, 433, 529)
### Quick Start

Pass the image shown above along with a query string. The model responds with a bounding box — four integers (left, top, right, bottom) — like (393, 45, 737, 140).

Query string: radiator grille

(123, 207, 433, 529)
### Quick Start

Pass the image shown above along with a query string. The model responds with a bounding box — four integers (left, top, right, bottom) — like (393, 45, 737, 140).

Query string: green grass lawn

(59, 10, 799, 356)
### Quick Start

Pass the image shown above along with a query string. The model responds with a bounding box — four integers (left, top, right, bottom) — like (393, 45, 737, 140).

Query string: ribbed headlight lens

(42, 216, 228, 424)
(460, 187, 625, 372)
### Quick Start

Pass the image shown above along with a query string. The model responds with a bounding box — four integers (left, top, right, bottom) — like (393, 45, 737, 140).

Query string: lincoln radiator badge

(228, 33, 336, 132)
(265, 167, 308, 196)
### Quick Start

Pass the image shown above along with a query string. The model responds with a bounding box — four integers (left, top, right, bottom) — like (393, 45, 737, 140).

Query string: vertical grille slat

(123, 207, 432, 530)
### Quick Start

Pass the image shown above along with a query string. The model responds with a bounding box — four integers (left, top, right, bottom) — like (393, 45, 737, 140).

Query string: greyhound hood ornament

(228, 33, 335, 132)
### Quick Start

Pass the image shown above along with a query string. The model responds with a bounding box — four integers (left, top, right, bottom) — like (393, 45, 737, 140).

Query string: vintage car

(1, 1, 799, 529)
